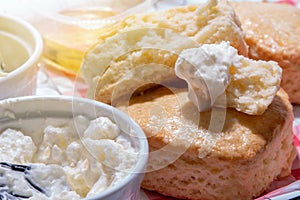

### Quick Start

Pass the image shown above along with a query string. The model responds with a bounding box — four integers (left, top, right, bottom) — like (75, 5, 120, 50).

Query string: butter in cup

(0, 14, 43, 100)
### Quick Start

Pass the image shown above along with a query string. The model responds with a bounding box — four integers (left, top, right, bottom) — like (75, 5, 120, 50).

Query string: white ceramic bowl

(0, 96, 148, 200)
(0, 14, 43, 100)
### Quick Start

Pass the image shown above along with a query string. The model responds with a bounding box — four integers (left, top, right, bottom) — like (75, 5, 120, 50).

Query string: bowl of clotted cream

(0, 95, 148, 199)
(0, 14, 43, 100)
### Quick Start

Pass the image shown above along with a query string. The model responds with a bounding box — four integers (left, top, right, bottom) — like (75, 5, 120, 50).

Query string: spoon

(0, 162, 72, 200)
(0, 162, 48, 199)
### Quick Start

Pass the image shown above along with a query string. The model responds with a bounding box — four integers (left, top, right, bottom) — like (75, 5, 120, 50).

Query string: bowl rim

(0, 14, 43, 83)
(0, 95, 149, 199)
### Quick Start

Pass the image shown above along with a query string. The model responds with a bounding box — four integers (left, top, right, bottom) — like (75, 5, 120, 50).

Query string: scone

(80, 0, 297, 199)
(81, 0, 248, 104)
(124, 86, 296, 200)
(231, 2, 300, 104)
(112, 42, 293, 200)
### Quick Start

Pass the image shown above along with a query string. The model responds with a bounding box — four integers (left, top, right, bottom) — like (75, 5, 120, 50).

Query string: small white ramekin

(0, 95, 148, 199)
(0, 14, 43, 100)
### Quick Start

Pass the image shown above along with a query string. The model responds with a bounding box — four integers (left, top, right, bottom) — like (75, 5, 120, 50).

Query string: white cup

(0, 14, 43, 100)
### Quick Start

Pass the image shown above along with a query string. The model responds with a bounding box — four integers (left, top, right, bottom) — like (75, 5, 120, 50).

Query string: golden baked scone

(124, 86, 296, 200)
(231, 2, 300, 104)
(81, 0, 248, 104)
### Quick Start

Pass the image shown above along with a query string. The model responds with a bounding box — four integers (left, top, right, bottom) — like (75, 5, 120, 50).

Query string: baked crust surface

(125, 87, 296, 200)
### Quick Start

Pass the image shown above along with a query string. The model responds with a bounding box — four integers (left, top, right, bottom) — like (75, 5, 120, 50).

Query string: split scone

(126, 86, 296, 200)
(231, 2, 300, 104)
(81, 0, 248, 104)
(113, 42, 296, 199)
(81, 0, 297, 199)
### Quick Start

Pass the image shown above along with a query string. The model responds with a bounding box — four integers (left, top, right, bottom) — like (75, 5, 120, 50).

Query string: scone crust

(127, 87, 292, 159)
(126, 87, 296, 200)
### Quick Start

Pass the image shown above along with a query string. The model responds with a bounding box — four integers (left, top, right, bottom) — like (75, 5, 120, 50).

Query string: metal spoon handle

(0, 162, 30, 173)
(0, 162, 47, 198)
